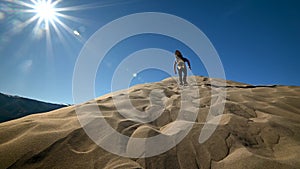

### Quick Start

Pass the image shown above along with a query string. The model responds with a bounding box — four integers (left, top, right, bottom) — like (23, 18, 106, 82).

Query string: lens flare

(3, 0, 140, 53)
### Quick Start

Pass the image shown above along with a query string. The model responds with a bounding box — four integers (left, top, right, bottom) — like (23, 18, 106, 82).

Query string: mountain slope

(0, 93, 66, 122)
(0, 76, 299, 169)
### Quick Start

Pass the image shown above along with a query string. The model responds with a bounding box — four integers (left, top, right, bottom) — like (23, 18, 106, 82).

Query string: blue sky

(0, 0, 299, 104)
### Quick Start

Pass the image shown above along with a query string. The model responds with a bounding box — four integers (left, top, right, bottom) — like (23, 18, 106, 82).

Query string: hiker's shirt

(175, 56, 186, 70)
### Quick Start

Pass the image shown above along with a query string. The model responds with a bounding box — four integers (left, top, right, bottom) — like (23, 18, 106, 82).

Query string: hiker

(174, 50, 191, 86)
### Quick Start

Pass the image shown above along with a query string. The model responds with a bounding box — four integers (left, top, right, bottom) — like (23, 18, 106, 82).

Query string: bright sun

(7, 0, 122, 47)
(33, 0, 57, 22)
(5, 0, 83, 48)
(6, 0, 90, 45)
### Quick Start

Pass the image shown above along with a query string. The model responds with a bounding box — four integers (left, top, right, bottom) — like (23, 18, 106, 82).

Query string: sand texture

(0, 76, 299, 169)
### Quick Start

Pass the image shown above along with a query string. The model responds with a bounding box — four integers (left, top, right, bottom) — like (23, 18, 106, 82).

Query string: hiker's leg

(183, 67, 187, 84)
(178, 68, 183, 85)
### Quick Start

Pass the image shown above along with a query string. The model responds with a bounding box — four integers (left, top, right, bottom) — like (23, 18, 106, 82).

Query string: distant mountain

(0, 93, 66, 123)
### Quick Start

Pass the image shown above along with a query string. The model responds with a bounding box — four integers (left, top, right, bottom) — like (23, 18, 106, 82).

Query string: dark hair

(175, 50, 184, 60)
(174, 50, 191, 69)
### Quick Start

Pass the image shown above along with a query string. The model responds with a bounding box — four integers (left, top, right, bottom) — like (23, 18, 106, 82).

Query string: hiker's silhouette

(174, 50, 191, 86)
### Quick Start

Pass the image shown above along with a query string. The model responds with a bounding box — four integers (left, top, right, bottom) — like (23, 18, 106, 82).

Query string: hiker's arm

(186, 59, 192, 70)
(174, 61, 177, 74)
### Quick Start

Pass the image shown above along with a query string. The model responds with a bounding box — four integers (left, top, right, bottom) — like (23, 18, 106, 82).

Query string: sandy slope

(0, 76, 299, 169)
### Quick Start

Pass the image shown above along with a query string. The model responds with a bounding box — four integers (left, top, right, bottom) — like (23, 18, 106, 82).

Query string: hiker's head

(175, 50, 183, 58)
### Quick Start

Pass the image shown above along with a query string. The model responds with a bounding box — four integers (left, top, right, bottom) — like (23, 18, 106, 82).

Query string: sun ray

(54, 0, 139, 12)
(45, 22, 53, 58)
(51, 0, 62, 6)
(3, 0, 141, 56)
(20, 14, 40, 27)
(53, 16, 75, 34)
(31, 17, 44, 39)
(55, 13, 88, 24)
(49, 18, 67, 45)
(6, 14, 39, 35)
(33, 17, 43, 32)
(6, 0, 36, 9)
(49, 18, 82, 58)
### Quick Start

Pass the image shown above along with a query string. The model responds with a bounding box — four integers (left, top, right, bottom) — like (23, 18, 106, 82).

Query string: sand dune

(0, 76, 299, 169)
